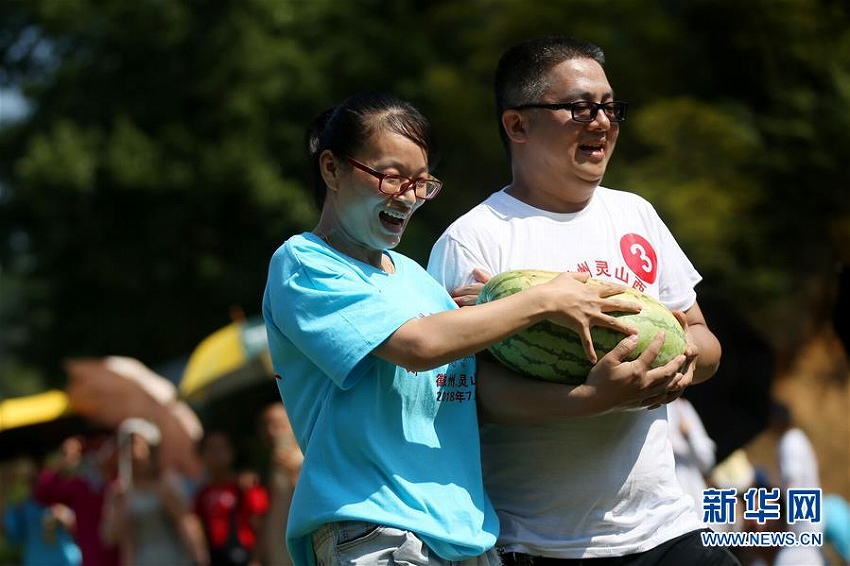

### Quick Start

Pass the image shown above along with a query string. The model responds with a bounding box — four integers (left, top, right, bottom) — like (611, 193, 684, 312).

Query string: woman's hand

(541, 272, 641, 363)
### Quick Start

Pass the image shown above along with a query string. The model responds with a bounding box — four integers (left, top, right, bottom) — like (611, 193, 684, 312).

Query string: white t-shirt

(427, 187, 706, 558)
(778, 428, 820, 491)
(778, 427, 823, 544)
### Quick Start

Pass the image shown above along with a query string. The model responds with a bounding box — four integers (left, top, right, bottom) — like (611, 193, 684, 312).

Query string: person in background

(1, 455, 82, 566)
(822, 493, 850, 566)
(769, 401, 821, 494)
(427, 35, 737, 565)
(101, 418, 209, 566)
(668, 396, 717, 519)
(262, 90, 682, 566)
(258, 403, 301, 566)
(194, 430, 269, 566)
(767, 400, 825, 566)
(33, 434, 120, 566)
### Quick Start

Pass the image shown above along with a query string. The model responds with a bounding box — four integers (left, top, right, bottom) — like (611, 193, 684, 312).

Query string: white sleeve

(647, 205, 701, 312)
(427, 232, 490, 292)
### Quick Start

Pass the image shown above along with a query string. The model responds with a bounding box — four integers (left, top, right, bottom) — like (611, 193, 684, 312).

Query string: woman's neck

(313, 224, 392, 273)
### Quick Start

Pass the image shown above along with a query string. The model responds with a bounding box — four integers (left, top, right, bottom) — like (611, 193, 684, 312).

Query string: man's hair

(494, 35, 606, 152)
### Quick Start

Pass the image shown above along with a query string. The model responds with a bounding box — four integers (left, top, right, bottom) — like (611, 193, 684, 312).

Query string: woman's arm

(375, 272, 641, 371)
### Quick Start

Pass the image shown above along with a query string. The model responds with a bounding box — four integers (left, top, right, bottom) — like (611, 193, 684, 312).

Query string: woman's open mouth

(379, 209, 407, 232)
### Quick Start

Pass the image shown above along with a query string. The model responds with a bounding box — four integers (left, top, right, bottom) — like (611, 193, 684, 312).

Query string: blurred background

(0, 0, 848, 555)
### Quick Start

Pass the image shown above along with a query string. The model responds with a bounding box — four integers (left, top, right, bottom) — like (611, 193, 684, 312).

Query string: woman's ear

(318, 150, 340, 192)
(502, 110, 529, 144)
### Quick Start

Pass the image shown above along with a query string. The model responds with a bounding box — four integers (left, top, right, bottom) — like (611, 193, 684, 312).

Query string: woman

(101, 419, 208, 566)
(262, 91, 658, 566)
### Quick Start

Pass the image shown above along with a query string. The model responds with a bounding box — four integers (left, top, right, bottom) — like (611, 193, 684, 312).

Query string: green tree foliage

(0, 0, 446, 392)
(626, 0, 850, 346)
(0, 0, 847, 393)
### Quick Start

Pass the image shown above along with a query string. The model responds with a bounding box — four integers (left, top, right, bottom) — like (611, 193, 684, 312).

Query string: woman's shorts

(311, 520, 501, 566)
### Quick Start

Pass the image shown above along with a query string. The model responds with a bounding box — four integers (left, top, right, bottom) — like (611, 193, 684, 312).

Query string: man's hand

(638, 309, 698, 409)
(449, 268, 491, 307)
(672, 309, 698, 382)
(584, 331, 688, 413)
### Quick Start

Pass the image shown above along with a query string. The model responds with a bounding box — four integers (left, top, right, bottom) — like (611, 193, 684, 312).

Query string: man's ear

(502, 110, 529, 144)
(318, 150, 340, 192)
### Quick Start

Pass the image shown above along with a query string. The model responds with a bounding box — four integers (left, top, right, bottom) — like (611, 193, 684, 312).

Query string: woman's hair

(306, 91, 437, 209)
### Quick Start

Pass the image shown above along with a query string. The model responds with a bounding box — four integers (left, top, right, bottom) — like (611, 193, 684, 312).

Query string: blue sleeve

(264, 245, 418, 389)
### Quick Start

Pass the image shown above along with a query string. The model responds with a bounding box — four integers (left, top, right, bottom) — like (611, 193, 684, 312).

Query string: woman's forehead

(356, 131, 429, 170)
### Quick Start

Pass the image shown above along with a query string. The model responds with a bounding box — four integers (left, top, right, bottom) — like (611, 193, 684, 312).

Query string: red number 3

(620, 233, 658, 284)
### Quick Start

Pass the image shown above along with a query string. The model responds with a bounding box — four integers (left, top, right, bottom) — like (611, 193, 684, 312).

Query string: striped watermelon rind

(476, 269, 688, 385)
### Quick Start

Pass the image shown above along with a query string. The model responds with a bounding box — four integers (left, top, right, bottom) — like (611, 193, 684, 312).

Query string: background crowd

(4, 395, 847, 565)
(0, 403, 303, 566)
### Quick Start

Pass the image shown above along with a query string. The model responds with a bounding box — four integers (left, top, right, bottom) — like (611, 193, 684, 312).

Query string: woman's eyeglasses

(346, 156, 443, 201)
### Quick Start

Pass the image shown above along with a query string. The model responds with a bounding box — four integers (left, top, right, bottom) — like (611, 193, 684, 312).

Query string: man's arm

(477, 332, 688, 425)
(681, 301, 721, 385)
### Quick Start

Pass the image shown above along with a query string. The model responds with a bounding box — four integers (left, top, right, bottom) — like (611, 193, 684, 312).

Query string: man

(428, 36, 738, 565)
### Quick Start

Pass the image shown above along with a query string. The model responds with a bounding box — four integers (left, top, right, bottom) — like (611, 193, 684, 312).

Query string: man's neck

(506, 176, 595, 213)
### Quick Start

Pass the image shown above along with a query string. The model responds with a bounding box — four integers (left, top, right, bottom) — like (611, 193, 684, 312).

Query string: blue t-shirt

(3, 498, 82, 566)
(262, 233, 498, 566)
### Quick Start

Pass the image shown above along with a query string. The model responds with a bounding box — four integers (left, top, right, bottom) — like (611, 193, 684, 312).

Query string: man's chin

(573, 175, 604, 191)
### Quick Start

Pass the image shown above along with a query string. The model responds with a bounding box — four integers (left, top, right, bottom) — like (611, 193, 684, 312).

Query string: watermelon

(476, 269, 688, 385)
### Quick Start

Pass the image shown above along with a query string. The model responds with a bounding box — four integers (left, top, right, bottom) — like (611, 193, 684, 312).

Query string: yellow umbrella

(0, 390, 72, 431)
(0, 390, 95, 461)
(179, 316, 272, 404)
